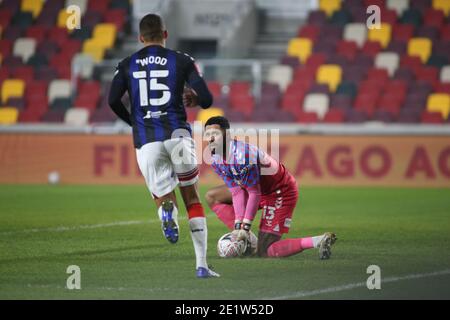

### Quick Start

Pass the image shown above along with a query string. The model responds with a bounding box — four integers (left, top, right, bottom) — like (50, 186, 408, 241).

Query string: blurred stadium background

(0, 0, 449, 186)
(0, 0, 449, 300)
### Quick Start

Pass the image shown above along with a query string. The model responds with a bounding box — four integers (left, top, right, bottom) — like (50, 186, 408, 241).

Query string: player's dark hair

(205, 116, 230, 130)
(139, 13, 165, 42)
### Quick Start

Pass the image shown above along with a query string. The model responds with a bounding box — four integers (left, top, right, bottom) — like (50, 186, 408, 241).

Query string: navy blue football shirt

(108, 45, 213, 148)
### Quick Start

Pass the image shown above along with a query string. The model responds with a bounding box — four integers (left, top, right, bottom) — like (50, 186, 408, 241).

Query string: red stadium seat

(287, 79, 313, 95)
(281, 92, 304, 116)
(74, 94, 98, 110)
(363, 0, 385, 8)
(298, 25, 320, 41)
(400, 55, 422, 73)
(296, 110, 319, 123)
(78, 81, 101, 94)
(25, 95, 48, 112)
(421, 111, 444, 124)
(393, 24, 415, 42)
(47, 27, 69, 47)
(0, 39, 13, 58)
(18, 108, 46, 123)
(229, 81, 251, 96)
(381, 9, 397, 25)
(385, 79, 408, 96)
(185, 108, 199, 123)
(423, 9, 445, 28)
(367, 68, 390, 82)
(359, 80, 385, 94)
(337, 40, 358, 60)
(0, 8, 12, 28)
(206, 81, 222, 98)
(104, 9, 127, 31)
(50, 54, 72, 79)
(441, 24, 450, 41)
(229, 95, 254, 116)
(378, 94, 403, 113)
(354, 93, 379, 116)
(415, 66, 439, 86)
(293, 66, 317, 82)
(361, 41, 382, 57)
(76, 81, 101, 107)
(26, 81, 49, 100)
(88, 0, 110, 12)
(11, 66, 34, 84)
(323, 108, 345, 123)
(434, 82, 450, 94)
(26, 26, 48, 42)
(304, 54, 327, 73)
(60, 39, 82, 59)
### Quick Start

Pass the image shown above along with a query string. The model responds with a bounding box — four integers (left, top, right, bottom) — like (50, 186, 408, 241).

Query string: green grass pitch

(0, 185, 449, 300)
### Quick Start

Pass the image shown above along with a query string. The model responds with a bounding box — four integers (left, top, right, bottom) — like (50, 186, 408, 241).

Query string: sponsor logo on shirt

(143, 111, 168, 119)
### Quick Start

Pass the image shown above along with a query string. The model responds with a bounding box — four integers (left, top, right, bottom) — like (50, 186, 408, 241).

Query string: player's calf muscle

(257, 233, 280, 257)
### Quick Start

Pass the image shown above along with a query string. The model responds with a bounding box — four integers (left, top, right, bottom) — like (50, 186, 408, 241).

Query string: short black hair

(139, 13, 165, 42)
(205, 116, 230, 130)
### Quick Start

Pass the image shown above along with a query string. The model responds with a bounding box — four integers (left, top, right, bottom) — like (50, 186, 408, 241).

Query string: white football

(217, 231, 258, 258)
(217, 232, 247, 258)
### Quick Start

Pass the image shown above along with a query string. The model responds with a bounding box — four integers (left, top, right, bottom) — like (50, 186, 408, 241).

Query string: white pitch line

(0, 220, 150, 236)
(0, 214, 215, 236)
(263, 269, 450, 300)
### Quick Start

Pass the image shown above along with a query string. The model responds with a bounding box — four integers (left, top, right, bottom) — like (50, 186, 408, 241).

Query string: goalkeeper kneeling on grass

(203, 116, 337, 259)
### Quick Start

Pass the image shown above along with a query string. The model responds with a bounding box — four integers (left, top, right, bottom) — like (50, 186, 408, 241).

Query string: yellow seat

(196, 107, 224, 124)
(287, 38, 312, 64)
(407, 38, 432, 63)
(1, 79, 25, 104)
(433, 0, 450, 16)
(57, 9, 72, 29)
(22, 0, 44, 18)
(319, 0, 341, 16)
(82, 39, 105, 62)
(368, 23, 392, 48)
(316, 64, 342, 92)
(427, 94, 450, 119)
(92, 23, 117, 49)
(0, 107, 19, 125)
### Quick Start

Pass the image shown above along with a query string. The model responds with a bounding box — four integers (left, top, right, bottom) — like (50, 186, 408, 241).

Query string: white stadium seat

(387, 0, 410, 16)
(375, 52, 400, 77)
(343, 23, 367, 48)
(303, 93, 329, 120)
(13, 38, 36, 63)
(440, 65, 450, 82)
(266, 65, 293, 92)
(48, 79, 72, 104)
(65, 0, 87, 15)
(72, 53, 95, 79)
(65, 107, 90, 126)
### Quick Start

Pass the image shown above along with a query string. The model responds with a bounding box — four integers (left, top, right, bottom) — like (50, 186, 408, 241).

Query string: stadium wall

(0, 134, 449, 187)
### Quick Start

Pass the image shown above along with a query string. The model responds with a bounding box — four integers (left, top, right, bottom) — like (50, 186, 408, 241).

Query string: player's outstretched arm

(108, 64, 132, 126)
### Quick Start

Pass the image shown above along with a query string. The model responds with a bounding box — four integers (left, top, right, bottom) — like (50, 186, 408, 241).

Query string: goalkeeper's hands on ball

(232, 220, 251, 242)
